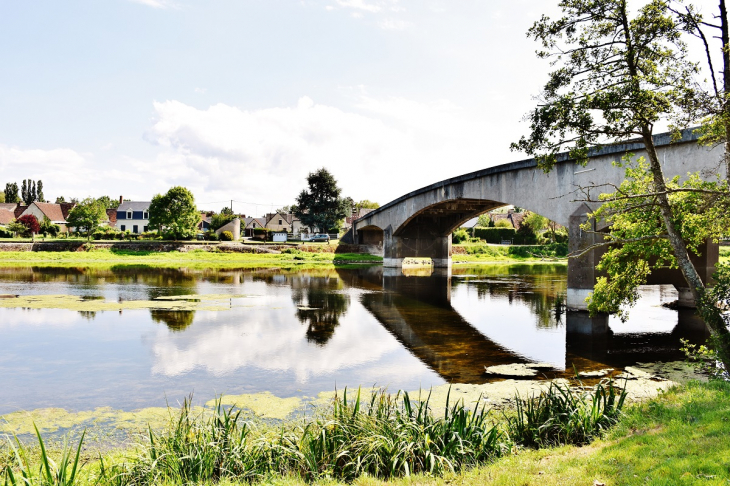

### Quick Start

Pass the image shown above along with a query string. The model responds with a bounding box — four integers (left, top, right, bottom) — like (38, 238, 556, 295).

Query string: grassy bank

(453, 242, 568, 263)
(4, 379, 729, 485)
(0, 249, 381, 269)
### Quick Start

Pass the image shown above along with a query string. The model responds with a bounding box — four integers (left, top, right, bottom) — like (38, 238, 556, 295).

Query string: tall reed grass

(4, 381, 627, 485)
(505, 380, 627, 448)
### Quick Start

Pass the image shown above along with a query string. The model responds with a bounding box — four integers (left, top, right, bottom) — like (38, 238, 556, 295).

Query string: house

(0, 203, 16, 228)
(19, 202, 76, 232)
(264, 212, 294, 233)
(115, 200, 151, 234)
(198, 212, 213, 232)
(342, 208, 374, 232)
(489, 210, 526, 230)
(243, 217, 267, 237)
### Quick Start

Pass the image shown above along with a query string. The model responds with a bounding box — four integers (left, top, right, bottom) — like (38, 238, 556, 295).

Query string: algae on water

(0, 293, 252, 312)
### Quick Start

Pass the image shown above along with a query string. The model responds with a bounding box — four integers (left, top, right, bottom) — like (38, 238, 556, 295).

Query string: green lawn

(0, 248, 381, 269)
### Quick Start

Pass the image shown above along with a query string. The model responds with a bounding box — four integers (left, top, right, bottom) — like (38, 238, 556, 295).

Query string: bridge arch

(347, 128, 720, 309)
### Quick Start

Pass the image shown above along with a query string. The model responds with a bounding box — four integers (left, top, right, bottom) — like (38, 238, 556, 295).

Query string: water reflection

(0, 264, 712, 413)
(150, 310, 196, 332)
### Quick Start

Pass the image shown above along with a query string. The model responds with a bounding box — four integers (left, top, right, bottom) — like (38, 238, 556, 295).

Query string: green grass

(5, 380, 728, 485)
(453, 242, 568, 263)
(0, 249, 382, 269)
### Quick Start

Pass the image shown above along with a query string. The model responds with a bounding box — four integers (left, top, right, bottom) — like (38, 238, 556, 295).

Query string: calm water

(0, 264, 709, 414)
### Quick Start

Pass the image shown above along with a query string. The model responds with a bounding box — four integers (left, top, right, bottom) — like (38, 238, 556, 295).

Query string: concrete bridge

(345, 129, 721, 310)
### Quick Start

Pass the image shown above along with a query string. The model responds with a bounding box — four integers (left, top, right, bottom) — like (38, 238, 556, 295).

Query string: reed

(505, 380, 627, 448)
(3, 424, 86, 486)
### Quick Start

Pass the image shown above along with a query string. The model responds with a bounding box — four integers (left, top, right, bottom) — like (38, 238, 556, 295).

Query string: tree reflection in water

(150, 310, 196, 332)
(290, 276, 350, 345)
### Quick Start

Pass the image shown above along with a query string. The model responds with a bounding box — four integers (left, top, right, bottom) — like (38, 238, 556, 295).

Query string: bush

(204, 230, 219, 241)
(0, 227, 12, 238)
(452, 228, 469, 243)
(220, 230, 234, 241)
(494, 219, 513, 228)
(506, 380, 626, 448)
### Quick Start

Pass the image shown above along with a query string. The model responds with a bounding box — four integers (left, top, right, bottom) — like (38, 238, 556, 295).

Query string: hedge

(471, 227, 537, 245)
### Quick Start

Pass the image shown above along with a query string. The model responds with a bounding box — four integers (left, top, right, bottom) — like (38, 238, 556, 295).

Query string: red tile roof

(0, 209, 15, 225)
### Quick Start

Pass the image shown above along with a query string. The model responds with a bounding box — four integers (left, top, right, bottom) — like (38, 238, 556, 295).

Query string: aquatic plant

(102, 388, 504, 484)
(3, 425, 86, 486)
(505, 380, 627, 448)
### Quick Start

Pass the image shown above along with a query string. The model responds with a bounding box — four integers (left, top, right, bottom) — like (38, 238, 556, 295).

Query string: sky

(0, 0, 720, 216)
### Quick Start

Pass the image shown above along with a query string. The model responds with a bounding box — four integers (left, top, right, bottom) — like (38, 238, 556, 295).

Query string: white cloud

(140, 94, 496, 213)
(127, 0, 178, 9)
(335, 0, 383, 13)
(378, 18, 410, 30)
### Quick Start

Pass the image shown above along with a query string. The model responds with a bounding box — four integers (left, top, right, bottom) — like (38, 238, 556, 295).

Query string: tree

(148, 186, 199, 240)
(513, 0, 730, 368)
(355, 199, 380, 210)
(210, 212, 236, 231)
(66, 197, 107, 240)
(55, 196, 66, 204)
(36, 180, 44, 203)
(0, 192, 4, 203)
(96, 195, 120, 209)
(476, 213, 491, 227)
(5, 183, 19, 204)
(294, 168, 348, 233)
(10, 214, 40, 239)
(220, 206, 234, 215)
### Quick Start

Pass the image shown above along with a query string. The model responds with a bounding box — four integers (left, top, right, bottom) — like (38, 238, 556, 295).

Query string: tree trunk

(722, 0, 730, 182)
(641, 126, 730, 366)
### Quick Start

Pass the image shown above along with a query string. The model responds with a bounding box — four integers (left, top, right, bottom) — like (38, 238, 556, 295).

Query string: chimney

(119, 195, 123, 204)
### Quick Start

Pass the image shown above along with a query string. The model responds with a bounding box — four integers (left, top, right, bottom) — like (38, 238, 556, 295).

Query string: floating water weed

(506, 380, 626, 448)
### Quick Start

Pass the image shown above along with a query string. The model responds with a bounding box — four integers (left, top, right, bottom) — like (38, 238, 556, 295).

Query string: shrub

(452, 228, 469, 243)
(204, 230, 219, 241)
(220, 230, 234, 241)
(494, 219, 513, 228)
(506, 380, 626, 448)
(0, 227, 12, 238)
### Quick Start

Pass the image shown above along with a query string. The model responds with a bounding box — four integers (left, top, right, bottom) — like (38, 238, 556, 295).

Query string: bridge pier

(567, 205, 719, 310)
(383, 227, 452, 268)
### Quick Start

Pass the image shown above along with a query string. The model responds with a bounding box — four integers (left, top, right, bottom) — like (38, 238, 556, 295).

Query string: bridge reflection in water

(337, 265, 710, 383)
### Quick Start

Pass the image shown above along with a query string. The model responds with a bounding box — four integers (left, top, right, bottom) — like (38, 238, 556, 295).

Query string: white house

(115, 201, 151, 234)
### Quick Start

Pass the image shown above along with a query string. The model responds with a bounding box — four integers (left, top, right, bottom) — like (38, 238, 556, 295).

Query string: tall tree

(66, 198, 108, 240)
(148, 186, 200, 240)
(294, 168, 348, 233)
(95, 195, 121, 209)
(21, 180, 27, 204)
(36, 180, 44, 203)
(513, 0, 730, 368)
(4, 183, 19, 204)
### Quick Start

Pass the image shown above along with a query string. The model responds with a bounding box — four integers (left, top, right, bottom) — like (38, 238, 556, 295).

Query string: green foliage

(203, 230, 219, 241)
(494, 219, 512, 228)
(586, 157, 730, 319)
(92, 226, 124, 240)
(524, 212, 547, 233)
(66, 197, 108, 240)
(511, 0, 699, 170)
(4, 183, 19, 204)
(220, 230, 234, 241)
(148, 186, 199, 240)
(210, 212, 236, 231)
(0, 192, 4, 203)
(506, 380, 626, 449)
(3, 424, 86, 486)
(355, 199, 380, 210)
(102, 389, 503, 484)
(476, 214, 491, 227)
(452, 228, 469, 243)
(15, 215, 40, 236)
(472, 228, 520, 244)
(39, 216, 59, 237)
(95, 195, 120, 209)
(295, 168, 348, 233)
(0, 227, 12, 238)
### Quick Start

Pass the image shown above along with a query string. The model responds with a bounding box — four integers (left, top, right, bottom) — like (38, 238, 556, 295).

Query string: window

(143, 211, 149, 219)
(279, 219, 282, 225)
(127, 210, 132, 219)
(144, 225, 148, 232)
(133, 225, 138, 234)
(121, 225, 126, 231)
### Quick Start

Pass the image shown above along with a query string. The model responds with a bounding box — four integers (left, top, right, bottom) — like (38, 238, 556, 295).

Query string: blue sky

(0, 0, 716, 215)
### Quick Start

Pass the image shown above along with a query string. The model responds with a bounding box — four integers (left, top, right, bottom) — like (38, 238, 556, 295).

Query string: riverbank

(0, 248, 382, 269)
(2, 370, 727, 485)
